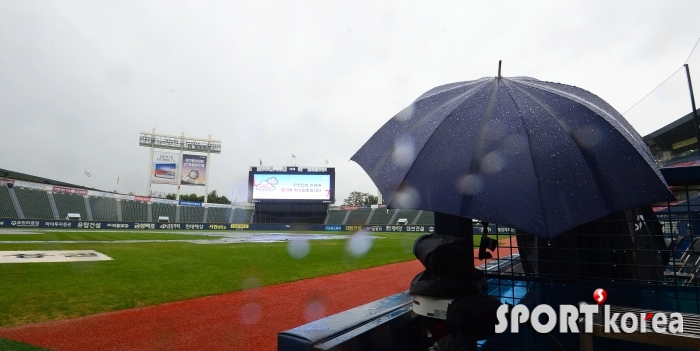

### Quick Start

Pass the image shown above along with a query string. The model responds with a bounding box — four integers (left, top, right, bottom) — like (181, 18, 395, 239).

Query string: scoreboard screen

(249, 172, 333, 202)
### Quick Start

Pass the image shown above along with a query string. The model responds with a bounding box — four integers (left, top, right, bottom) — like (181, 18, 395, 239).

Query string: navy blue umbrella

(351, 74, 675, 239)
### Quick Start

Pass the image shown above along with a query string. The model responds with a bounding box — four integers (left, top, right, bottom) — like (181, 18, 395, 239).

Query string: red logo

(593, 288, 607, 305)
(645, 312, 653, 321)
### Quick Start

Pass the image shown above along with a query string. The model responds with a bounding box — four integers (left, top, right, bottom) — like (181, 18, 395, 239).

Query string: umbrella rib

(363, 80, 493, 205)
(512, 78, 656, 167)
(411, 77, 492, 106)
(500, 79, 552, 237)
(507, 81, 639, 234)
(389, 80, 496, 208)
(514, 79, 668, 190)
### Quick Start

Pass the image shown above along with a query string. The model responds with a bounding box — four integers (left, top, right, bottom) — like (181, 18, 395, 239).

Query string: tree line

(343, 191, 379, 206)
(165, 190, 231, 204)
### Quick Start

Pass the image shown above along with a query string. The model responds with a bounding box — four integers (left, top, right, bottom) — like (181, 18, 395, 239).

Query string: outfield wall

(0, 218, 433, 233)
(0, 218, 514, 234)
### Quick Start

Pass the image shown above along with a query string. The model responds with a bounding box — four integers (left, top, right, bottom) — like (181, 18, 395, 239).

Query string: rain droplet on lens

(241, 276, 261, 290)
(481, 151, 506, 173)
(304, 300, 327, 322)
(287, 238, 310, 259)
(239, 302, 262, 325)
(394, 104, 415, 122)
(393, 186, 420, 208)
(392, 134, 415, 167)
(456, 174, 483, 195)
(346, 230, 374, 257)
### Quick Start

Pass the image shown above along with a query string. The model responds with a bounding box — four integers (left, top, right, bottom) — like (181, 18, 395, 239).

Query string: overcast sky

(2, 1, 700, 203)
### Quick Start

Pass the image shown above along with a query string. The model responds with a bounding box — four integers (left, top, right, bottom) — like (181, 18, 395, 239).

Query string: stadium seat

(90, 196, 118, 221)
(414, 211, 435, 225)
(53, 192, 88, 220)
(325, 210, 347, 225)
(206, 207, 231, 223)
(369, 208, 395, 225)
(0, 186, 19, 218)
(394, 209, 421, 225)
(346, 208, 372, 225)
(180, 206, 205, 223)
(152, 203, 177, 223)
(14, 187, 54, 219)
(121, 200, 148, 222)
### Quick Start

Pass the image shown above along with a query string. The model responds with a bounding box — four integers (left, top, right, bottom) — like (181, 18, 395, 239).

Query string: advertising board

(151, 151, 179, 185)
(0, 219, 433, 233)
(251, 173, 331, 201)
(53, 186, 88, 195)
(181, 154, 207, 186)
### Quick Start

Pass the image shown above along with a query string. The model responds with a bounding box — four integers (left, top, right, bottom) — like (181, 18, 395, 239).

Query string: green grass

(0, 232, 222, 242)
(0, 231, 420, 327)
(0, 338, 49, 351)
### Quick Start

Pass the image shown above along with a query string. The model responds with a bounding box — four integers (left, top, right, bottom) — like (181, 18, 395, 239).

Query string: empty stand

(369, 208, 395, 225)
(414, 210, 434, 225)
(0, 186, 19, 218)
(90, 197, 118, 221)
(325, 210, 347, 225)
(53, 192, 88, 220)
(393, 209, 420, 225)
(345, 208, 372, 225)
(14, 188, 54, 219)
(206, 207, 231, 223)
(152, 203, 176, 222)
(120, 200, 148, 222)
(231, 208, 253, 223)
(180, 206, 205, 223)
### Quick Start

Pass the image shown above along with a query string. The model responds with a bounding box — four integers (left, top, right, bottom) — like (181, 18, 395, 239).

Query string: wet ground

(0, 230, 381, 244)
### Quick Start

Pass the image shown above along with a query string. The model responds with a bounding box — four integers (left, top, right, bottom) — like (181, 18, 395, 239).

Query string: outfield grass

(0, 232, 221, 242)
(0, 338, 49, 351)
(0, 231, 421, 327)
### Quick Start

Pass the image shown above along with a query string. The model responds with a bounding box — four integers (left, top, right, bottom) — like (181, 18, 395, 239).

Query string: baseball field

(0, 229, 502, 350)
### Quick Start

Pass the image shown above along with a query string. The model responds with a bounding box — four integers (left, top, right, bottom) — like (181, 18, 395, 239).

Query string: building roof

(643, 109, 699, 150)
(0, 167, 96, 191)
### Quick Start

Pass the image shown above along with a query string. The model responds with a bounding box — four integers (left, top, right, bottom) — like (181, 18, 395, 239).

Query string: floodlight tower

(139, 128, 222, 202)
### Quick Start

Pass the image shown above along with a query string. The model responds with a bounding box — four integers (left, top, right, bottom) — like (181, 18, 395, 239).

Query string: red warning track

(0, 240, 517, 351)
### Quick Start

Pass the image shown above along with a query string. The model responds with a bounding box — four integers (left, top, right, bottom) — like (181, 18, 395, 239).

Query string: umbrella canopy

(351, 76, 675, 239)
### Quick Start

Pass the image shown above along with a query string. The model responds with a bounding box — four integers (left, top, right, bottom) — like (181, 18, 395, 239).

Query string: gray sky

(2, 1, 700, 203)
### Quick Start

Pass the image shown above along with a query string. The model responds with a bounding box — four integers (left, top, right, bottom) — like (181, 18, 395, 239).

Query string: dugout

(65, 213, 81, 221)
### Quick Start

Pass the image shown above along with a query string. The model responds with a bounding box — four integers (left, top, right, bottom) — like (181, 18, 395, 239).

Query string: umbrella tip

(497, 60, 502, 79)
